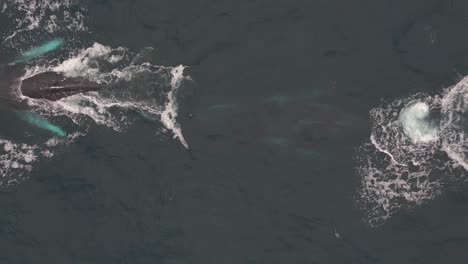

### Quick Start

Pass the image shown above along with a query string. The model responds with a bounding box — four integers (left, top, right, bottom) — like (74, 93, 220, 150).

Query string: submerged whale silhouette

(20, 71, 101, 101)
(12, 38, 64, 64)
(201, 98, 370, 152)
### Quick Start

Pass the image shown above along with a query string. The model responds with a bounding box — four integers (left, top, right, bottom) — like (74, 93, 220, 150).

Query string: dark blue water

(1, 0, 468, 263)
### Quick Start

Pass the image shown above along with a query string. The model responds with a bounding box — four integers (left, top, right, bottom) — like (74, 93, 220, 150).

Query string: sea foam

(398, 101, 438, 144)
(357, 79, 468, 226)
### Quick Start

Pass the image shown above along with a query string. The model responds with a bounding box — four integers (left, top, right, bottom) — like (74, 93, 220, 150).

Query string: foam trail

(13, 38, 64, 63)
(356, 94, 446, 226)
(356, 77, 468, 226)
(161, 66, 189, 149)
(17, 111, 67, 137)
(19, 43, 190, 148)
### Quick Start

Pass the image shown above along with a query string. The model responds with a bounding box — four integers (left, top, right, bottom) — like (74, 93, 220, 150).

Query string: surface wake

(0, 0, 190, 185)
(357, 78, 468, 226)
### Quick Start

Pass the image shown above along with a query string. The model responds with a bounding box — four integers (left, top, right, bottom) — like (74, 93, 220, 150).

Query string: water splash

(356, 78, 468, 226)
(398, 101, 438, 144)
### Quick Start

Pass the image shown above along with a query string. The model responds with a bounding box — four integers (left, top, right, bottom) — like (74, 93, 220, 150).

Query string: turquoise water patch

(264, 95, 292, 105)
(13, 38, 64, 63)
(263, 136, 290, 147)
(207, 103, 239, 111)
(17, 111, 67, 137)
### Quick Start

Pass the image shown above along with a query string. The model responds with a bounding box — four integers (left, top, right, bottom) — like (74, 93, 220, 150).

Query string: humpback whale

(20, 71, 102, 101)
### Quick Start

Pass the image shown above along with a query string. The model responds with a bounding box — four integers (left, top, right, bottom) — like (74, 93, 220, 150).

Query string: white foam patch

(1, 0, 87, 47)
(0, 132, 81, 186)
(399, 101, 438, 144)
(52, 43, 126, 79)
(0, 139, 38, 180)
(161, 66, 189, 149)
(357, 79, 468, 226)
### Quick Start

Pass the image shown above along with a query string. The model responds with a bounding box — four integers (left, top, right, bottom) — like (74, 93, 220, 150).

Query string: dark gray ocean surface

(1, 0, 468, 263)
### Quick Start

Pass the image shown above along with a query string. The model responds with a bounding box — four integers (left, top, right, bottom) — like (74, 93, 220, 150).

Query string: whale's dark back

(20, 71, 101, 101)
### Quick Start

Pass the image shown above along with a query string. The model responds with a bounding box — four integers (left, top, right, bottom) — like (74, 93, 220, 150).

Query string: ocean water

(1, 0, 468, 263)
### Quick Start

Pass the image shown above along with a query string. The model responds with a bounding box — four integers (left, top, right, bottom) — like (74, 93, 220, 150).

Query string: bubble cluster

(1, 0, 87, 47)
(399, 101, 438, 144)
(357, 78, 468, 226)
